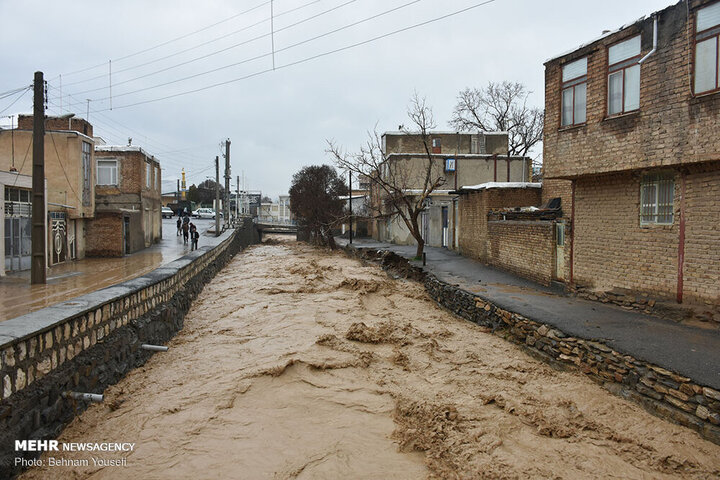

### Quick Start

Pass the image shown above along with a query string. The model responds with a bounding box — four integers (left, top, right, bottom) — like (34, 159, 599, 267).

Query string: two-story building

(376, 131, 532, 249)
(85, 146, 162, 256)
(0, 115, 95, 273)
(543, 0, 720, 305)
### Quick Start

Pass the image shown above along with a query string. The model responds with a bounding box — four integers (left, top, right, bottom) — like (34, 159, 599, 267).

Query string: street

(20, 238, 720, 479)
(0, 217, 223, 323)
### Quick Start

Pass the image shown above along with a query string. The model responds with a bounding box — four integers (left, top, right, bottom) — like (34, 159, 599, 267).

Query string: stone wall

(345, 246, 720, 446)
(487, 220, 554, 285)
(0, 219, 259, 477)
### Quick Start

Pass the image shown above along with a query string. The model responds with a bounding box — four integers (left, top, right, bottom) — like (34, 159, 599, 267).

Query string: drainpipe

(638, 15, 658, 65)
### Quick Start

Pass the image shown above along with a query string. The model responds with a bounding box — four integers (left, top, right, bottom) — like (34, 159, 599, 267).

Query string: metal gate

(4, 187, 32, 272)
(50, 212, 67, 265)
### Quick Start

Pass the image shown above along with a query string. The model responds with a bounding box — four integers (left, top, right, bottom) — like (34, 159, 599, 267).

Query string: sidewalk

(337, 238, 720, 390)
(0, 218, 224, 323)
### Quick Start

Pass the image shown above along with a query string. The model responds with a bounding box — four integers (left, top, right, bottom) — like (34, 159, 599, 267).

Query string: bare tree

(328, 93, 444, 258)
(450, 81, 543, 157)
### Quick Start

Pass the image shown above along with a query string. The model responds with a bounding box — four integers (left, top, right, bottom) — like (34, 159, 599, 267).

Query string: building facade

(543, 0, 720, 304)
(0, 115, 95, 272)
(85, 146, 162, 256)
(375, 131, 532, 249)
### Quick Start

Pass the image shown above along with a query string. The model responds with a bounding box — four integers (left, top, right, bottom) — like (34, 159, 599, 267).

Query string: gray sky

(0, 0, 673, 199)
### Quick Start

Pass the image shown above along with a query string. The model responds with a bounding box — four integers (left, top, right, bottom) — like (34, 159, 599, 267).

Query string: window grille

(640, 173, 674, 224)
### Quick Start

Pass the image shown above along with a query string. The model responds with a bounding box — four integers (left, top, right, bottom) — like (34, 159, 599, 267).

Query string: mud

(21, 239, 720, 479)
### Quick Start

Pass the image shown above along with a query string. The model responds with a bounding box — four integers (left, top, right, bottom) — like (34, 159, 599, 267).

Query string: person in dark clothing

(176, 217, 182, 236)
(182, 221, 189, 244)
(190, 224, 199, 251)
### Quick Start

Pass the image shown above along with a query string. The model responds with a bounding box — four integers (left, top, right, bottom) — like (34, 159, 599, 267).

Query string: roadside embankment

(0, 218, 259, 478)
(344, 245, 720, 446)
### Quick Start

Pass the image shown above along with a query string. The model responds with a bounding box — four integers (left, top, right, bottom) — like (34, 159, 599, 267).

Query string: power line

(68, 0, 353, 95)
(61, 0, 323, 89)
(98, 0, 497, 111)
(89, 0, 422, 104)
(59, 1, 271, 78)
(0, 87, 31, 115)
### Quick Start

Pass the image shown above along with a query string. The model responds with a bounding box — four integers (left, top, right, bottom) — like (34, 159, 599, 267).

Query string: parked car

(161, 207, 174, 218)
(192, 208, 222, 219)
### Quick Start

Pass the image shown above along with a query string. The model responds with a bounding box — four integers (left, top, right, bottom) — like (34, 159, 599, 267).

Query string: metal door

(123, 217, 131, 254)
(50, 212, 67, 265)
(441, 206, 449, 248)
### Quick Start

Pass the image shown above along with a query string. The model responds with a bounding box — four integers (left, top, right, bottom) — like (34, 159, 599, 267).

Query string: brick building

(85, 146, 162, 256)
(375, 131, 532, 249)
(0, 115, 95, 273)
(543, 0, 720, 304)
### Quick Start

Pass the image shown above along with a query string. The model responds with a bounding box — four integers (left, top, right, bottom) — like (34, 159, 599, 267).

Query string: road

(21, 239, 720, 479)
(0, 217, 223, 322)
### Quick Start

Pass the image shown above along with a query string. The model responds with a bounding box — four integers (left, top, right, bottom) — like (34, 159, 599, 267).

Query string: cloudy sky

(1, 0, 673, 199)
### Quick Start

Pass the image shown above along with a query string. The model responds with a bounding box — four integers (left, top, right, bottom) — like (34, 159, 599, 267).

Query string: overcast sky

(1, 0, 674, 199)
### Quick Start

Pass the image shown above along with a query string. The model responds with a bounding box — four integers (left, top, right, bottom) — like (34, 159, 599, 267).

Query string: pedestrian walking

(182, 221, 189, 245)
(190, 224, 199, 251)
(176, 217, 182, 236)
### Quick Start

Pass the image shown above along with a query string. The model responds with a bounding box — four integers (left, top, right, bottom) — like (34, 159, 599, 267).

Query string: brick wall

(543, 0, 720, 180)
(17, 115, 93, 137)
(84, 213, 124, 257)
(487, 221, 554, 285)
(458, 187, 542, 262)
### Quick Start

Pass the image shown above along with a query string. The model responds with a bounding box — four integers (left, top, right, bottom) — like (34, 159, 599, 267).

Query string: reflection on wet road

(0, 218, 222, 322)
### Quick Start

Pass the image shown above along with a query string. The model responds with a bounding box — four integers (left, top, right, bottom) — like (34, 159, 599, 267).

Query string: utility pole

(236, 175, 240, 220)
(224, 139, 231, 228)
(31, 71, 46, 284)
(176, 179, 180, 204)
(349, 171, 353, 244)
(215, 156, 220, 236)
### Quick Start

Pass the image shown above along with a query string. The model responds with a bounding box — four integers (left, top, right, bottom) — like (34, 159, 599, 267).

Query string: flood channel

(21, 238, 720, 479)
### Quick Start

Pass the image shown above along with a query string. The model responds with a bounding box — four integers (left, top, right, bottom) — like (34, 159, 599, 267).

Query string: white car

(161, 207, 174, 218)
(192, 208, 222, 219)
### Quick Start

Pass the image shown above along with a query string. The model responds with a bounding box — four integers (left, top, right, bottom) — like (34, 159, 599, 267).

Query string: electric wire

(0, 87, 31, 116)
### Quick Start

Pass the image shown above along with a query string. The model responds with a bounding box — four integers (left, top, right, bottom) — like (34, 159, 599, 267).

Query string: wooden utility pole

(349, 171, 353, 244)
(236, 175, 240, 220)
(224, 139, 231, 228)
(31, 71, 46, 284)
(215, 156, 220, 236)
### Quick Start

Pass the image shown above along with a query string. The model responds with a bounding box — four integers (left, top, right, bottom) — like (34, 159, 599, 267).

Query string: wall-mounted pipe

(62, 391, 104, 402)
(638, 15, 658, 64)
(141, 344, 169, 352)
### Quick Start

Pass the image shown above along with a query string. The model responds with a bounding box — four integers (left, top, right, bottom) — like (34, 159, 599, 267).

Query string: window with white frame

(146, 162, 151, 189)
(640, 173, 674, 225)
(695, 2, 720, 94)
(97, 159, 118, 185)
(608, 35, 641, 115)
(561, 57, 587, 126)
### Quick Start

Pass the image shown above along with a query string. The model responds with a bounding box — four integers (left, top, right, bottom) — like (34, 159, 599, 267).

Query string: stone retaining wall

(0, 219, 258, 478)
(346, 246, 720, 446)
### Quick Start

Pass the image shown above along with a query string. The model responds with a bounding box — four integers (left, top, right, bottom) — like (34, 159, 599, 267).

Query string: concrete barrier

(0, 218, 258, 477)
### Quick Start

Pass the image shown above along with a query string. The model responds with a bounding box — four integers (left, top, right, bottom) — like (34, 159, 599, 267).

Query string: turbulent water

(22, 239, 720, 479)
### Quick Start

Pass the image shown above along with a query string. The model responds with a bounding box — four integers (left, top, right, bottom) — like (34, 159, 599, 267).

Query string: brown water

(22, 239, 720, 479)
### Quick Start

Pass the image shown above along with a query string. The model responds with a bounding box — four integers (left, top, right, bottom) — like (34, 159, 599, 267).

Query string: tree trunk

(415, 237, 424, 258)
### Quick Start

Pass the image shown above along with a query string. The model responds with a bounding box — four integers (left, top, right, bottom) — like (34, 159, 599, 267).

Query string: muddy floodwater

(22, 239, 720, 479)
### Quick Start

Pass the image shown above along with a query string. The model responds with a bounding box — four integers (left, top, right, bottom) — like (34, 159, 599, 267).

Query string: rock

(703, 387, 720, 402)
(665, 395, 694, 412)
(537, 325, 549, 336)
(696, 405, 710, 420)
(679, 383, 695, 396)
(667, 389, 691, 402)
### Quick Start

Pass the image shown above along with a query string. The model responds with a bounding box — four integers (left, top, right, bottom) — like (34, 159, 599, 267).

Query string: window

(82, 141, 92, 206)
(694, 2, 720, 94)
(640, 173, 674, 225)
(155, 166, 160, 191)
(97, 159, 118, 185)
(561, 58, 587, 126)
(608, 36, 641, 115)
(431, 138, 441, 153)
(146, 162, 151, 189)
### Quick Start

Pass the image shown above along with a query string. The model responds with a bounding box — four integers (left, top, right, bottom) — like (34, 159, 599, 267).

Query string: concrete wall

(487, 221, 555, 285)
(0, 219, 259, 477)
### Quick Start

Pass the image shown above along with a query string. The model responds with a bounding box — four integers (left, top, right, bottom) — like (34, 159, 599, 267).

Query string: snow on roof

(544, 14, 648, 63)
(459, 182, 542, 191)
(95, 145, 158, 161)
(382, 130, 508, 136)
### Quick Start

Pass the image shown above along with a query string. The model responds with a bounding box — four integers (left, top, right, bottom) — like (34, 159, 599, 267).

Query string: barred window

(640, 173, 674, 225)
